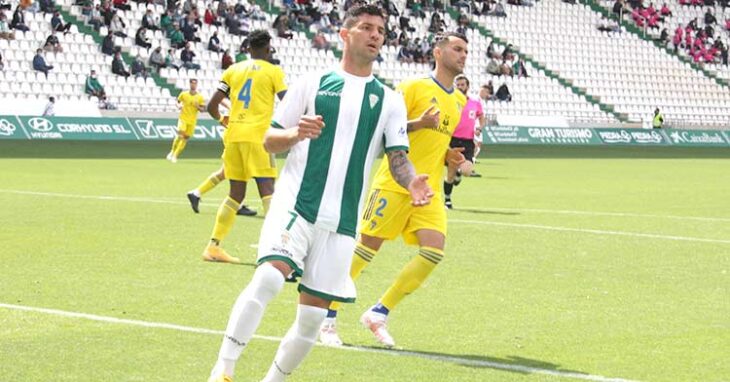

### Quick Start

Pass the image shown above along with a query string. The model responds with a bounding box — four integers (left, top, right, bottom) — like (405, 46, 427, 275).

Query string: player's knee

(251, 262, 286, 302)
(295, 306, 328, 337)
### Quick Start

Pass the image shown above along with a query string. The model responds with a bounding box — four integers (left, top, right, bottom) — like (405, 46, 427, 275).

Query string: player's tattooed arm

(387, 150, 415, 189)
(387, 150, 433, 206)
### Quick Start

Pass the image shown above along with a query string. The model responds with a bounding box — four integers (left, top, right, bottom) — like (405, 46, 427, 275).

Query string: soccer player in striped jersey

(167, 79, 205, 163)
(320, 32, 469, 348)
(202, 29, 288, 264)
(206, 5, 432, 382)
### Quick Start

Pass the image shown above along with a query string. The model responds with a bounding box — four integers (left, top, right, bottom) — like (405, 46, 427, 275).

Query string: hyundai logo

(28, 117, 54, 132)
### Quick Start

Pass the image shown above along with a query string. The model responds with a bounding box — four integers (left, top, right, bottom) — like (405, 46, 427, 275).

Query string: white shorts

(257, 204, 357, 303)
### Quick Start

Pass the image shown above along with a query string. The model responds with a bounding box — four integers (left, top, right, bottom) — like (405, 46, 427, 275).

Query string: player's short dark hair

(433, 32, 469, 47)
(455, 74, 469, 86)
(247, 29, 272, 50)
(189, 78, 198, 83)
(342, 4, 385, 29)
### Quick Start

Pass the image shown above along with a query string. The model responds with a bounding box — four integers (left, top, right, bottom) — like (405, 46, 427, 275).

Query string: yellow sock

(170, 136, 180, 153)
(380, 246, 443, 310)
(261, 195, 272, 215)
(329, 243, 377, 312)
(210, 196, 239, 243)
(173, 138, 188, 157)
(197, 173, 222, 196)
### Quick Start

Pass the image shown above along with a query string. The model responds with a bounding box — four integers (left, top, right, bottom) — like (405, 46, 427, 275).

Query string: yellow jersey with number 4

(177, 91, 205, 125)
(370, 76, 466, 195)
(218, 59, 287, 144)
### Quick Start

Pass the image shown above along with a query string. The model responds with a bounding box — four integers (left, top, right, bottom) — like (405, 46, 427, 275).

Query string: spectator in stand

(180, 41, 201, 69)
(311, 30, 330, 50)
(169, 22, 185, 48)
(501, 43, 514, 60)
(480, 81, 495, 101)
(248, 0, 266, 20)
(486, 57, 501, 75)
(113, 0, 131, 11)
(0, 11, 15, 39)
(397, 42, 413, 63)
(142, 9, 159, 31)
(160, 9, 174, 35)
(726, 19, 730, 31)
(165, 48, 180, 69)
(44, 30, 63, 52)
(656, 27, 669, 44)
(705, 8, 717, 25)
(39, 0, 56, 14)
(135, 26, 152, 50)
(490, 0, 507, 17)
(149, 46, 165, 71)
(42, 96, 55, 116)
(204, 3, 221, 26)
(487, 41, 498, 58)
(612, 0, 626, 19)
(235, 40, 248, 62)
(87, 4, 104, 30)
(85, 69, 106, 99)
(513, 58, 528, 77)
(273, 13, 293, 39)
(51, 11, 71, 34)
(101, 31, 116, 55)
(182, 14, 200, 42)
(33, 49, 53, 76)
(429, 11, 446, 33)
(208, 30, 222, 52)
(11, 5, 30, 32)
(221, 48, 232, 69)
(672, 24, 683, 52)
(660, 2, 671, 16)
(110, 12, 127, 37)
(0, 51, 4, 71)
(495, 82, 512, 101)
(112, 51, 130, 77)
(131, 54, 147, 78)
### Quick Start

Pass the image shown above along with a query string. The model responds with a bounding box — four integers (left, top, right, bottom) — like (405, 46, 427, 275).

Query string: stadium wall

(1, 115, 729, 148)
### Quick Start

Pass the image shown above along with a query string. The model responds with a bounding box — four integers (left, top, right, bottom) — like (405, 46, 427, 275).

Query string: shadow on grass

(453, 208, 520, 216)
(349, 345, 587, 376)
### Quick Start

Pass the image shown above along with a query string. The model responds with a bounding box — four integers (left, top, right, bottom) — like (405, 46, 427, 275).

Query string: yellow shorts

(360, 188, 446, 246)
(177, 120, 196, 137)
(222, 141, 278, 182)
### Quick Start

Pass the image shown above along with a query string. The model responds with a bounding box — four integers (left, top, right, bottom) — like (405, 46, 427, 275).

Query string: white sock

(192, 189, 201, 197)
(261, 305, 328, 382)
(210, 263, 285, 378)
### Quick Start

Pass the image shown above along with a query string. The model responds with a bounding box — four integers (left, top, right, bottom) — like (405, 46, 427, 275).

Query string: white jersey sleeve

(382, 90, 409, 152)
(270, 75, 312, 130)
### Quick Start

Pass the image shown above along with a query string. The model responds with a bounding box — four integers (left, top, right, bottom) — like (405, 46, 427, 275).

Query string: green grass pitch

(0, 141, 728, 382)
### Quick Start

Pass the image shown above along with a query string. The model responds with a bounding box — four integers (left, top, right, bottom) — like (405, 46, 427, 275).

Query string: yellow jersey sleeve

(371, 77, 466, 195)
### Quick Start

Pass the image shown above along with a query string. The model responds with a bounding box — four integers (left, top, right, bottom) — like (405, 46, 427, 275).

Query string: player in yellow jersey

(320, 32, 469, 347)
(167, 78, 205, 163)
(201, 29, 287, 263)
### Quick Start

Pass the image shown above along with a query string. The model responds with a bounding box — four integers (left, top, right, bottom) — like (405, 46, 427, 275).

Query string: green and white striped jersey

(270, 68, 409, 237)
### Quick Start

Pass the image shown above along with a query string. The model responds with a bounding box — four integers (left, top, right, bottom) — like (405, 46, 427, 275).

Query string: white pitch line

(456, 206, 730, 223)
(0, 189, 261, 208)
(1, 189, 727, 244)
(0, 189, 724, 222)
(0, 302, 637, 382)
(450, 219, 730, 244)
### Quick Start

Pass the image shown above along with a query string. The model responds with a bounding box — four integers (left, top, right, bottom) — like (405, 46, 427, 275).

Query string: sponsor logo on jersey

(317, 90, 341, 97)
(369, 94, 379, 109)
